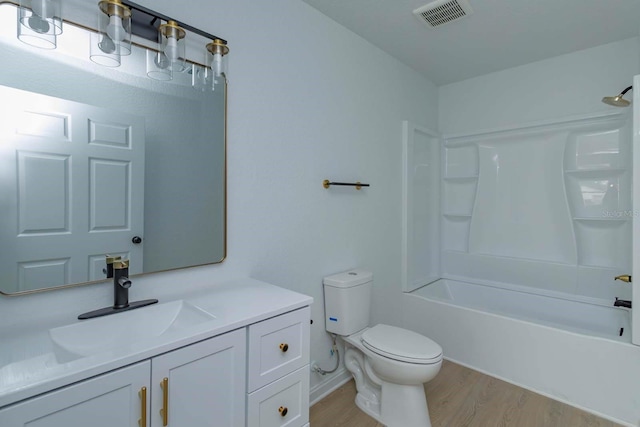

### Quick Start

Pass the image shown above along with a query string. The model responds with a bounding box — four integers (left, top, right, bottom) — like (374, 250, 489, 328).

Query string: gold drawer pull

(279, 406, 288, 417)
(279, 343, 289, 352)
(160, 377, 169, 426)
(138, 387, 147, 427)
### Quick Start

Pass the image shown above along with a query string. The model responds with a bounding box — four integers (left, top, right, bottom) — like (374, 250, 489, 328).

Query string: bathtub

(402, 279, 640, 426)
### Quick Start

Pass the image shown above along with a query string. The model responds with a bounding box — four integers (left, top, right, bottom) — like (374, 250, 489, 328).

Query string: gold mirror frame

(0, 0, 227, 295)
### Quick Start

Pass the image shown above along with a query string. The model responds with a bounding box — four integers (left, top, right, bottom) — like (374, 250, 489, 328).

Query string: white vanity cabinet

(0, 329, 246, 427)
(0, 280, 313, 427)
(0, 361, 151, 426)
(247, 307, 310, 427)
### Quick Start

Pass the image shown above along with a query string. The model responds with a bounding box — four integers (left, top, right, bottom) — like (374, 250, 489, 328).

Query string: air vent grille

(413, 0, 474, 28)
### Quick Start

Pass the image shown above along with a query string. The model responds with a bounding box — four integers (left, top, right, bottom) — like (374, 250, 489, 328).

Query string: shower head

(602, 85, 632, 107)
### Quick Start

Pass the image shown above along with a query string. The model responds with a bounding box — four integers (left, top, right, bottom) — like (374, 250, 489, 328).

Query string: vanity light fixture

(14, 0, 230, 84)
(158, 20, 186, 71)
(90, 0, 131, 67)
(17, 0, 62, 49)
(146, 19, 186, 81)
(206, 38, 229, 89)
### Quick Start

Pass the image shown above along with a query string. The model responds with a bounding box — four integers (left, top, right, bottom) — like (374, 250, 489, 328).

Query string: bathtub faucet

(614, 298, 632, 309)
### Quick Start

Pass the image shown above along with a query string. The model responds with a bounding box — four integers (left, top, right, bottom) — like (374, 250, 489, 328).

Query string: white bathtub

(402, 279, 640, 426)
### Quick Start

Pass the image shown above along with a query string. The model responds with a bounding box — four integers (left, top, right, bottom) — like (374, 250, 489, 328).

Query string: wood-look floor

(310, 360, 621, 427)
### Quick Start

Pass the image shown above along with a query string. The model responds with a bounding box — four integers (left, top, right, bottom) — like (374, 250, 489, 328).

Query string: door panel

(89, 158, 130, 231)
(0, 85, 145, 292)
(17, 151, 70, 234)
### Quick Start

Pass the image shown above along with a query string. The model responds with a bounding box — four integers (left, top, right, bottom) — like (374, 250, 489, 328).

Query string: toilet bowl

(323, 270, 443, 427)
(342, 325, 442, 427)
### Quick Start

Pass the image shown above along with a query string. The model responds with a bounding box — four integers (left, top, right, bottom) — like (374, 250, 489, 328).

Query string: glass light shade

(158, 21, 186, 72)
(90, 30, 121, 67)
(191, 64, 212, 91)
(97, 0, 131, 56)
(17, 0, 62, 49)
(146, 49, 172, 81)
(206, 39, 229, 88)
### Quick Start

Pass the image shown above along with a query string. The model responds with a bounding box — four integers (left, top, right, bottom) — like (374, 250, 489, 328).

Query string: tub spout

(614, 298, 632, 309)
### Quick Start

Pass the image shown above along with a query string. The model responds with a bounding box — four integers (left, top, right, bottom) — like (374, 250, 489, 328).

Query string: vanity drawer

(248, 307, 310, 391)
(247, 366, 310, 427)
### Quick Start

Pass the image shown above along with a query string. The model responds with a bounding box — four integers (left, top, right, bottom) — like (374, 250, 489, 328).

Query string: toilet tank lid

(323, 269, 373, 288)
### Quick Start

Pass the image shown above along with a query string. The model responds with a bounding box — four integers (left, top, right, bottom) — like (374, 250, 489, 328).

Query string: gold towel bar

(323, 179, 370, 190)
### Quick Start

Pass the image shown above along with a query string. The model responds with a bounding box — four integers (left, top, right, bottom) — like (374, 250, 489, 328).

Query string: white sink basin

(49, 300, 215, 363)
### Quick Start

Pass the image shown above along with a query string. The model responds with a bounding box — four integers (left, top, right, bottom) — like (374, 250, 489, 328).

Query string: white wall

(439, 37, 640, 135)
(0, 0, 438, 395)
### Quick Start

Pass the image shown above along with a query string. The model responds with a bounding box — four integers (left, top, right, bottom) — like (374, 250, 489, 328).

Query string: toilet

(324, 269, 442, 427)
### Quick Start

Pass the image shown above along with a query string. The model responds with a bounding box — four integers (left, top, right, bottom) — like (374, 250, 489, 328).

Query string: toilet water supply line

(312, 334, 340, 375)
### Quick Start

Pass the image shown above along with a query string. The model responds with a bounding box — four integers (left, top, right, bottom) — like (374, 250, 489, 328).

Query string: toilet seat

(361, 324, 442, 364)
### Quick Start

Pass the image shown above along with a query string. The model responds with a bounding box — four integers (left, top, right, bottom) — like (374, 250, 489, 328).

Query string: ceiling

(301, 0, 640, 86)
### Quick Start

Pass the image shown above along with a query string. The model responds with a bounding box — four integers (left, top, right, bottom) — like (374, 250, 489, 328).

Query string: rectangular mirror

(0, 1, 226, 295)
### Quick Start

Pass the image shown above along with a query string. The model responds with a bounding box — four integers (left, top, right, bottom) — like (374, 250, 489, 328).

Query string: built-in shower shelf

(564, 168, 626, 176)
(443, 175, 479, 182)
(573, 217, 630, 222)
(443, 212, 472, 218)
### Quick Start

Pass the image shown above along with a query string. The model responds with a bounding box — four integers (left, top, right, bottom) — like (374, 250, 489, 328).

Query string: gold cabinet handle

(138, 387, 147, 427)
(279, 343, 289, 353)
(160, 377, 169, 427)
(615, 275, 632, 283)
(279, 406, 288, 417)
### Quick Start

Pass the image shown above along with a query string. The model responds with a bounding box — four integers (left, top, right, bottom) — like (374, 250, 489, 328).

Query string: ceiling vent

(413, 0, 474, 28)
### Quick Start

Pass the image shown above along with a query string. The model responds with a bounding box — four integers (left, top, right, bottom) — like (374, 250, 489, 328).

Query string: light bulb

(213, 53, 223, 77)
(154, 53, 171, 70)
(31, 0, 52, 19)
(98, 34, 116, 54)
(27, 15, 50, 33)
(27, 0, 52, 33)
(106, 14, 125, 42)
(165, 36, 179, 62)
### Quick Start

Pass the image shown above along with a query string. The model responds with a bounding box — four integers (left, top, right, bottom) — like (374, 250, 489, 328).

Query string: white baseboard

(309, 368, 352, 406)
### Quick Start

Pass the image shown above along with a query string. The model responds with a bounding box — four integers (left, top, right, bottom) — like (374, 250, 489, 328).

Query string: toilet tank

(323, 269, 373, 336)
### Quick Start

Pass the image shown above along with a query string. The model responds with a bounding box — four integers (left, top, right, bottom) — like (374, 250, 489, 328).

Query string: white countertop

(0, 278, 313, 408)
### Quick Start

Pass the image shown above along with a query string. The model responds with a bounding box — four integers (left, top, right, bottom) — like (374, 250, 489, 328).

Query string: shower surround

(441, 110, 632, 303)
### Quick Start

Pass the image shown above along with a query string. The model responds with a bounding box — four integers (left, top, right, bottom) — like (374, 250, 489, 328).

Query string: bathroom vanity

(0, 279, 312, 427)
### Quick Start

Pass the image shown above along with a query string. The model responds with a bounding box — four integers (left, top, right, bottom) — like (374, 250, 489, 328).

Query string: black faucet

(614, 298, 632, 309)
(78, 258, 158, 320)
(113, 260, 132, 309)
